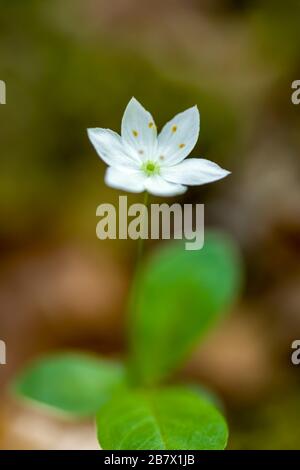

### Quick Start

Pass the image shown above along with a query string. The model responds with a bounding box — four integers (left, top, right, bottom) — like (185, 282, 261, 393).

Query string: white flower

(87, 97, 230, 196)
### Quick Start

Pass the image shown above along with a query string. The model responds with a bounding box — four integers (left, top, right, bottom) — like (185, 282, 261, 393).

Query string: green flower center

(142, 160, 160, 176)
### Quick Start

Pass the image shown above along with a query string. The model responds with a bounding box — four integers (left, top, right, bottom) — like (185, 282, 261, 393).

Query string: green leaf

(12, 352, 126, 418)
(187, 384, 223, 410)
(97, 387, 228, 450)
(130, 231, 242, 386)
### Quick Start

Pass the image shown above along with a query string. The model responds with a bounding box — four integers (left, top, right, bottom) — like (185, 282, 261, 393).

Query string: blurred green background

(0, 0, 300, 449)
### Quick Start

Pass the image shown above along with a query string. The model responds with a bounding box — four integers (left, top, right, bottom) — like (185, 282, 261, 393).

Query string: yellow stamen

(179, 143, 185, 148)
(132, 130, 138, 137)
(172, 125, 177, 133)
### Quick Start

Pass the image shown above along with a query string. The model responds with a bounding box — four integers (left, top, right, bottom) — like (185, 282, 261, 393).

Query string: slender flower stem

(128, 191, 149, 383)
(135, 191, 149, 272)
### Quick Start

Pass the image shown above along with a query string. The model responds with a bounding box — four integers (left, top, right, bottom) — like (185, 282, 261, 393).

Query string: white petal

(121, 97, 157, 160)
(88, 128, 140, 168)
(158, 106, 200, 165)
(144, 175, 187, 196)
(161, 158, 230, 186)
(105, 166, 146, 193)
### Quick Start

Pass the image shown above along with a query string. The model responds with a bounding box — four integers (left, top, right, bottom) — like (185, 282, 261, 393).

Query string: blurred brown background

(0, 0, 300, 449)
